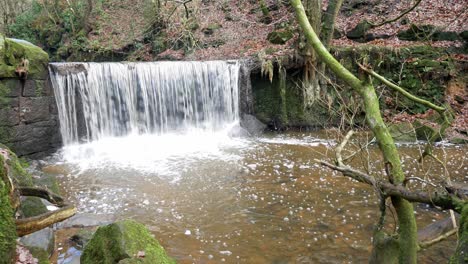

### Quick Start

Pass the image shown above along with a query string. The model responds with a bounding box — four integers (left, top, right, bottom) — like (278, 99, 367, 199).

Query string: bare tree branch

(316, 159, 466, 213)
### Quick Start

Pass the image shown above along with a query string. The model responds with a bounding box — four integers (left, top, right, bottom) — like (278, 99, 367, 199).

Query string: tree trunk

(291, 0, 418, 262)
(321, 0, 343, 49)
(301, 0, 321, 106)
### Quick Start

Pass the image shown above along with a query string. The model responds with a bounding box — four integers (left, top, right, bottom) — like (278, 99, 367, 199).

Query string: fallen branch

(419, 228, 457, 248)
(15, 187, 77, 236)
(316, 160, 466, 213)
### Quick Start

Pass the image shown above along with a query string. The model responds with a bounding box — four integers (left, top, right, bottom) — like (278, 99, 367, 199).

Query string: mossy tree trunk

(450, 204, 468, 263)
(291, 0, 418, 263)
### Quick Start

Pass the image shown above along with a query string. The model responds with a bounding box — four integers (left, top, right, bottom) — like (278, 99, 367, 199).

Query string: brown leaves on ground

(16, 244, 38, 264)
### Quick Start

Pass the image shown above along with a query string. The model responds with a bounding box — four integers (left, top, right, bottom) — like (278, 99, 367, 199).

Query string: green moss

(252, 68, 336, 129)
(331, 45, 450, 114)
(27, 246, 50, 264)
(413, 120, 442, 142)
(0, 144, 33, 187)
(450, 204, 468, 263)
(369, 231, 399, 264)
(0, 33, 49, 79)
(267, 30, 293, 45)
(20, 197, 48, 218)
(81, 220, 175, 264)
(0, 155, 17, 264)
(346, 20, 372, 40)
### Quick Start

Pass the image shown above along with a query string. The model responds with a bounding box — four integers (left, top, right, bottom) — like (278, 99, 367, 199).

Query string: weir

(49, 61, 240, 145)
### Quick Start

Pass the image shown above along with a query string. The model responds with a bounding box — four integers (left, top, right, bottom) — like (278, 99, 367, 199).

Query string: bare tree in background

(0, 0, 30, 35)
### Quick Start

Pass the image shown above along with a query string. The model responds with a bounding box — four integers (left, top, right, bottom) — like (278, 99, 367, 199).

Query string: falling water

(50, 61, 240, 145)
(49, 61, 244, 173)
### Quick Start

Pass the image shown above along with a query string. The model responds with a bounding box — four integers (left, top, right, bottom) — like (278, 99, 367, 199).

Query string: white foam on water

(58, 123, 247, 175)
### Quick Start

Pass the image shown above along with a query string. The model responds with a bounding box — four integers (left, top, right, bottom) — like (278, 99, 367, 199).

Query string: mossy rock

(81, 220, 175, 264)
(0, 155, 17, 264)
(449, 136, 468, 144)
(388, 122, 417, 142)
(460, 31, 468, 42)
(346, 20, 372, 40)
(397, 24, 435, 41)
(267, 30, 293, 45)
(20, 197, 48, 218)
(413, 120, 442, 141)
(0, 33, 49, 79)
(432, 31, 460, 41)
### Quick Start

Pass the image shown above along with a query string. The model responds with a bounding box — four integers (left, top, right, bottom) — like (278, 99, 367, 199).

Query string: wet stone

(19, 97, 51, 123)
(22, 80, 48, 97)
(20, 227, 55, 256)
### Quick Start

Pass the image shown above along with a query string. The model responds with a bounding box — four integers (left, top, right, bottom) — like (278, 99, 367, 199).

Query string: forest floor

(86, 0, 467, 61)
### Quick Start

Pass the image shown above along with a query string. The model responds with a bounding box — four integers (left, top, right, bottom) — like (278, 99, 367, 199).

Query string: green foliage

(7, 1, 43, 44)
(7, 0, 97, 59)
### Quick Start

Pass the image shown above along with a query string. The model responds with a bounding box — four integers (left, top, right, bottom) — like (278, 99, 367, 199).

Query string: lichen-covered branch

(317, 160, 466, 213)
(357, 63, 446, 114)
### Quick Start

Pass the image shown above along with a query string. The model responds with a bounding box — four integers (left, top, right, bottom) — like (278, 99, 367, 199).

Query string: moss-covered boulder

(0, 34, 49, 79)
(267, 30, 293, 45)
(414, 120, 442, 142)
(388, 122, 417, 142)
(81, 220, 175, 264)
(346, 20, 372, 40)
(0, 153, 18, 264)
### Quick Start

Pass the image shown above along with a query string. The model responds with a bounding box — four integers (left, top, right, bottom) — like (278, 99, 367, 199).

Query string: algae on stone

(81, 220, 175, 264)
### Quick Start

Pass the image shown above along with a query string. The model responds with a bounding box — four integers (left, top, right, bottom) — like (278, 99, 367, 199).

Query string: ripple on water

(44, 132, 467, 263)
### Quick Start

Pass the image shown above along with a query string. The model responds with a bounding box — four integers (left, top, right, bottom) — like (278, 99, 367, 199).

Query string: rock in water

(240, 114, 267, 136)
(80, 220, 175, 264)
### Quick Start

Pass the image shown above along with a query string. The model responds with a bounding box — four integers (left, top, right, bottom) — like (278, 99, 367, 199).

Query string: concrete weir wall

(0, 36, 61, 157)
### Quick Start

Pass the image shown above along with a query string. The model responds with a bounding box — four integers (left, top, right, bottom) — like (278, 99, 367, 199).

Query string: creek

(45, 61, 467, 263)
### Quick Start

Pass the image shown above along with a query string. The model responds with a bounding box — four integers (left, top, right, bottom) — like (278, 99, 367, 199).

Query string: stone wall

(0, 35, 61, 157)
(0, 77, 61, 157)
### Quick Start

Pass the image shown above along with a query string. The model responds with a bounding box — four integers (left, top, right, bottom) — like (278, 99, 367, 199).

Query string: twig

(368, 0, 423, 28)
(419, 228, 458, 248)
(336, 130, 354, 166)
(406, 176, 437, 187)
(316, 159, 465, 213)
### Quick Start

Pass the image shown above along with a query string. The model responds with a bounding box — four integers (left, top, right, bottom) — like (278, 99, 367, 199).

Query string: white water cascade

(50, 61, 240, 145)
(49, 61, 244, 173)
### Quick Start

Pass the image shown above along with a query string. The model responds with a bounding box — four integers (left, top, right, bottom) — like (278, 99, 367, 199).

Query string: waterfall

(50, 61, 240, 145)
